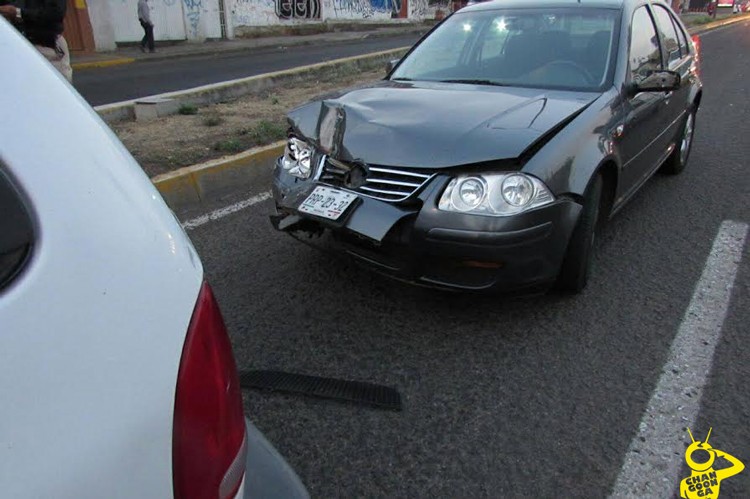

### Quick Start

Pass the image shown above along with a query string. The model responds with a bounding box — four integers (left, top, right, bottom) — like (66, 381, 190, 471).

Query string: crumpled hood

(287, 80, 600, 169)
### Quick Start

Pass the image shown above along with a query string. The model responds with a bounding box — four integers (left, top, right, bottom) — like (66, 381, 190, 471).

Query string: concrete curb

(97, 46, 409, 123)
(152, 141, 285, 211)
(71, 57, 136, 70)
(151, 15, 746, 212)
(688, 13, 750, 34)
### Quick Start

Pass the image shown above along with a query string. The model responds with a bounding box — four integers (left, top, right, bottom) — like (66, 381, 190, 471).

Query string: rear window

(652, 5, 681, 64)
(0, 164, 34, 291)
(670, 11, 690, 57)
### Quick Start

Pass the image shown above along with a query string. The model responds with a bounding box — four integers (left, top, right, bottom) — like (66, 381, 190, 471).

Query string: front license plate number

(299, 186, 357, 220)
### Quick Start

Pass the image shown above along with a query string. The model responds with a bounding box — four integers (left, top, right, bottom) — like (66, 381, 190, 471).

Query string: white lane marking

(610, 220, 748, 498)
(181, 191, 272, 230)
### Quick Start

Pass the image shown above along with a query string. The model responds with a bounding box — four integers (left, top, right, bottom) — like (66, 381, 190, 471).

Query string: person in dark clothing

(138, 0, 155, 53)
(0, 0, 72, 81)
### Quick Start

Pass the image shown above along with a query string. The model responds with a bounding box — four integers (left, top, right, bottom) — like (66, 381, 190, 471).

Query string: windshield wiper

(438, 79, 507, 87)
(390, 77, 414, 81)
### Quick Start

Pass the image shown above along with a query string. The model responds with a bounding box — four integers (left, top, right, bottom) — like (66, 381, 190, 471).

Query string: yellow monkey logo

(680, 428, 745, 499)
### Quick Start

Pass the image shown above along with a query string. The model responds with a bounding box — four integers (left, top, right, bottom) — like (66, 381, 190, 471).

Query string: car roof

(462, 0, 625, 12)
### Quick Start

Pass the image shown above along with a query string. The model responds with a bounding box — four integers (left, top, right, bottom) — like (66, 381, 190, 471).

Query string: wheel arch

(596, 160, 618, 224)
(692, 89, 703, 111)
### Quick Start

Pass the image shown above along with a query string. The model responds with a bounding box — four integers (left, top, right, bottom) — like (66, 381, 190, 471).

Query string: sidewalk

(71, 8, 746, 71)
(70, 23, 432, 70)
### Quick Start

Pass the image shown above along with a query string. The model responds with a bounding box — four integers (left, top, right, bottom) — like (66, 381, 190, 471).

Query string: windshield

(392, 8, 620, 91)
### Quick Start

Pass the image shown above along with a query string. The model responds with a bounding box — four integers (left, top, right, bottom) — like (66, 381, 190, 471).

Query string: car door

(652, 4, 693, 146)
(618, 5, 669, 195)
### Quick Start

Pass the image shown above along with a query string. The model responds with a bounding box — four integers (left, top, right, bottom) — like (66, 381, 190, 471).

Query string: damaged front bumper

(271, 158, 582, 292)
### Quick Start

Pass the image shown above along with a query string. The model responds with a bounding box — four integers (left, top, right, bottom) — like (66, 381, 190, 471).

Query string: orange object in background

(63, 0, 95, 52)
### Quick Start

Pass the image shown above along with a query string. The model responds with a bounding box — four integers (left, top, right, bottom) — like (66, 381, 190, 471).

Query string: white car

(0, 19, 307, 499)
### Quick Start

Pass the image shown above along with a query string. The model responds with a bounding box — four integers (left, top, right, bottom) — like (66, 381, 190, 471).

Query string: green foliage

(213, 139, 243, 153)
(178, 104, 199, 115)
(203, 115, 223, 127)
(249, 120, 286, 143)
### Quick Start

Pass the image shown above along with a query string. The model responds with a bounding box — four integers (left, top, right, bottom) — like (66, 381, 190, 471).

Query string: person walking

(138, 0, 155, 53)
(0, 0, 72, 81)
(707, 0, 717, 18)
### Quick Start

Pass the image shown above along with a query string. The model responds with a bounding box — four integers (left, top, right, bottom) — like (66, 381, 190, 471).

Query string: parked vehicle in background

(0, 18, 307, 499)
(271, 0, 702, 294)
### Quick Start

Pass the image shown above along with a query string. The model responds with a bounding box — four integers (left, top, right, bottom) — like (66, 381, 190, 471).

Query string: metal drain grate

(239, 370, 402, 411)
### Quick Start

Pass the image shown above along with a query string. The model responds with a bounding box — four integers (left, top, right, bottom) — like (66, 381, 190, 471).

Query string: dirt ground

(112, 68, 382, 177)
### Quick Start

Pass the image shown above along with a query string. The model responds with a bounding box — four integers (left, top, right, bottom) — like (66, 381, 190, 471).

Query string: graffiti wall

(175, 0, 224, 39)
(324, 0, 397, 20)
(408, 0, 429, 20)
(231, 0, 283, 26)
(230, 0, 410, 26)
(102, 0, 434, 43)
(107, 0, 222, 42)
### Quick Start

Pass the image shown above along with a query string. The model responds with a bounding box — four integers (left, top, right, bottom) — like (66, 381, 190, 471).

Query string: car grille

(319, 157, 434, 202)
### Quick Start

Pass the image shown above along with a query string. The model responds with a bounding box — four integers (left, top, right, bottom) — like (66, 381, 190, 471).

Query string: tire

(555, 174, 603, 293)
(660, 109, 696, 175)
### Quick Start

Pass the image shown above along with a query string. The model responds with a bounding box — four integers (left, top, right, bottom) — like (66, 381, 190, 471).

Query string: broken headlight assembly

(438, 173, 554, 216)
(281, 137, 314, 179)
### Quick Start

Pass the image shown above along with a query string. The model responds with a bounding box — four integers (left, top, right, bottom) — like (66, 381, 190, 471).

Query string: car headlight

(438, 173, 554, 216)
(281, 137, 314, 179)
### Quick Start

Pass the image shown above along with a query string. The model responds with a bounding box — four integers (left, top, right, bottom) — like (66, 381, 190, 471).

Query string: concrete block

(134, 97, 180, 121)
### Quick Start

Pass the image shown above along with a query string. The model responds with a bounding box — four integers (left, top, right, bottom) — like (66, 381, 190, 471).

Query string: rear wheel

(556, 174, 603, 293)
(660, 109, 695, 175)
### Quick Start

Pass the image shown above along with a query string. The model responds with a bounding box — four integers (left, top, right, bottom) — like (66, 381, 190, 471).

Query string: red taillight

(173, 282, 247, 499)
(691, 35, 701, 75)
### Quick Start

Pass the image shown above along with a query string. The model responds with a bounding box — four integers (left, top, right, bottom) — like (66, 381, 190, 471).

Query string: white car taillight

(173, 282, 247, 499)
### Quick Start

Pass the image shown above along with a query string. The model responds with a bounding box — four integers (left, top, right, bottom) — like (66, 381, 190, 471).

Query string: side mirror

(385, 58, 400, 74)
(629, 70, 681, 96)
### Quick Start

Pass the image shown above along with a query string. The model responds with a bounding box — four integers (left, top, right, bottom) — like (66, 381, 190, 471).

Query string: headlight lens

(439, 173, 554, 216)
(501, 174, 534, 207)
(281, 137, 314, 179)
(452, 177, 486, 211)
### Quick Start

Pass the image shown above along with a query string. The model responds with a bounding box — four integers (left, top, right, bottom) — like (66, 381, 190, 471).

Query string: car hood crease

(287, 81, 600, 169)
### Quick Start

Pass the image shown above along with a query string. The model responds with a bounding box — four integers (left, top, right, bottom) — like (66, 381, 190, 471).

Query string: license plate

(299, 186, 357, 220)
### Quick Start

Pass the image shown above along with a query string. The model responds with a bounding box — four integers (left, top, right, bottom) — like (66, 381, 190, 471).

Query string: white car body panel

(0, 19, 202, 499)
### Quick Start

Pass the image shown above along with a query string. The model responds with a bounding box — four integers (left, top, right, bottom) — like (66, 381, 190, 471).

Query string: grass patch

(213, 139, 243, 153)
(688, 15, 716, 26)
(248, 120, 286, 143)
(178, 104, 198, 115)
(203, 115, 223, 127)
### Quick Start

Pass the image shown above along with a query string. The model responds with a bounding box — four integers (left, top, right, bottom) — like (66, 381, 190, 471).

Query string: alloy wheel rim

(680, 114, 694, 165)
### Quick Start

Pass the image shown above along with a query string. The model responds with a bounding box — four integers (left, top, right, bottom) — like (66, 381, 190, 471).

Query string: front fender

(522, 89, 623, 199)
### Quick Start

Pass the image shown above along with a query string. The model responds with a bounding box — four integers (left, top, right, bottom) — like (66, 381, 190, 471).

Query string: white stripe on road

(610, 220, 748, 498)
(181, 191, 272, 230)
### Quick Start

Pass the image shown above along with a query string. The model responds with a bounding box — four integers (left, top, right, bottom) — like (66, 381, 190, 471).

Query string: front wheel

(555, 174, 603, 293)
(660, 110, 696, 175)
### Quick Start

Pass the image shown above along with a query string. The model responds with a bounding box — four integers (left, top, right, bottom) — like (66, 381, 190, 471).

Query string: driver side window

(629, 6, 662, 83)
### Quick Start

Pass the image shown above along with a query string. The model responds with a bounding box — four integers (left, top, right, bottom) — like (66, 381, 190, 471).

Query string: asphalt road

(182, 22, 750, 498)
(72, 34, 420, 106)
